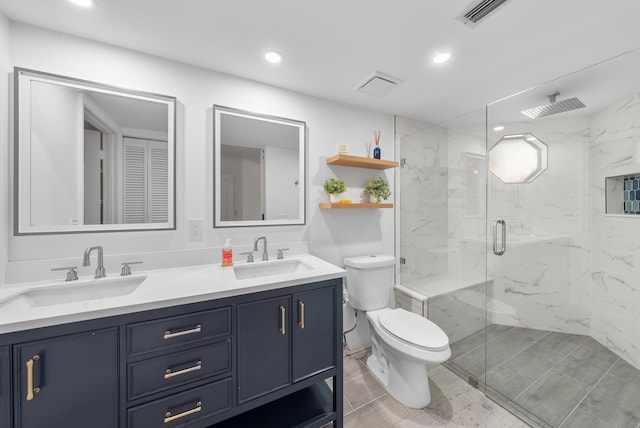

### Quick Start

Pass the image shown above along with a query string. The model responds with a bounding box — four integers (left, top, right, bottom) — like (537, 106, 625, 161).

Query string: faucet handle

(51, 266, 78, 281)
(276, 248, 290, 260)
(121, 261, 143, 276)
(239, 252, 254, 263)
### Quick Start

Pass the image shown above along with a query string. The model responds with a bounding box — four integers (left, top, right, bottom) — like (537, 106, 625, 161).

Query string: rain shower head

(520, 92, 586, 119)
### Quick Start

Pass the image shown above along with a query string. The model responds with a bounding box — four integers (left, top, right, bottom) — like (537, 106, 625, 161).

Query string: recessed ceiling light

(69, 0, 96, 7)
(433, 52, 451, 64)
(265, 50, 283, 64)
(493, 125, 505, 131)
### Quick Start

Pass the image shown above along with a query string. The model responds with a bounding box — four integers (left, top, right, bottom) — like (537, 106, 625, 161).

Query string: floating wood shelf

(326, 154, 399, 170)
(319, 203, 393, 209)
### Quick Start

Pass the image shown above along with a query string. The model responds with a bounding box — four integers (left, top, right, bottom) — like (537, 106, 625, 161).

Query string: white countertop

(0, 254, 346, 335)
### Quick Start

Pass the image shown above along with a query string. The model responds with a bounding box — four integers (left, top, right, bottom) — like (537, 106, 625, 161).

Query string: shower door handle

(493, 218, 506, 256)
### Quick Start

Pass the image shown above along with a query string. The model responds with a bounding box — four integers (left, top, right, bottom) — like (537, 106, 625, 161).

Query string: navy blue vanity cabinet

(0, 347, 10, 428)
(1, 277, 343, 428)
(13, 328, 119, 428)
(292, 287, 336, 383)
(216, 279, 343, 428)
(237, 295, 291, 403)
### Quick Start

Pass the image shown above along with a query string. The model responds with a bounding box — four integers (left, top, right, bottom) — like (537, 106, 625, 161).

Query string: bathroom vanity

(0, 255, 344, 428)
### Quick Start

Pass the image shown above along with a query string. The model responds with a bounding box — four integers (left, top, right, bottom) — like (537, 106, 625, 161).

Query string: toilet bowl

(366, 307, 451, 408)
(343, 255, 451, 408)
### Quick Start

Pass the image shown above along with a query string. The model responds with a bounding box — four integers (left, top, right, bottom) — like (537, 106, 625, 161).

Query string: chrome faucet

(82, 246, 106, 278)
(253, 236, 268, 261)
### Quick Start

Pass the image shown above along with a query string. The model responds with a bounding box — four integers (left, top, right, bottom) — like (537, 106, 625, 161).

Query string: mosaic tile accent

(623, 176, 640, 214)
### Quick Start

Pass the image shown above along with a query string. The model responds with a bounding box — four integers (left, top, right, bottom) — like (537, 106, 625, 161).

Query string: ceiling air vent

(459, 0, 510, 26)
(356, 72, 402, 97)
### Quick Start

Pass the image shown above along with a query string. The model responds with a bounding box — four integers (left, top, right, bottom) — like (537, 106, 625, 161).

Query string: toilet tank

(344, 255, 395, 311)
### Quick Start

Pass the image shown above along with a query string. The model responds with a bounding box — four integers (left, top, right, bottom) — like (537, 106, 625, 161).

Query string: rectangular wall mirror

(14, 68, 176, 234)
(213, 105, 306, 227)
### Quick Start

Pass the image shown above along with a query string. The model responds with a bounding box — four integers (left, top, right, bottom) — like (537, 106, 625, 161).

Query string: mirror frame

(13, 67, 177, 235)
(213, 105, 306, 228)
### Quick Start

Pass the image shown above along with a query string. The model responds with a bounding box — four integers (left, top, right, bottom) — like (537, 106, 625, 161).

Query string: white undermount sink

(0, 275, 147, 309)
(233, 258, 313, 280)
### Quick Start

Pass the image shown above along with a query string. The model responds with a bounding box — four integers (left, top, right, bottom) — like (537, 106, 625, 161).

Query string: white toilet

(344, 254, 451, 409)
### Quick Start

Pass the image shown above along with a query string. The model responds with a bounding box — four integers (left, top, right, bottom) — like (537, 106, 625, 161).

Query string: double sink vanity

(6, 67, 342, 427)
(0, 252, 345, 428)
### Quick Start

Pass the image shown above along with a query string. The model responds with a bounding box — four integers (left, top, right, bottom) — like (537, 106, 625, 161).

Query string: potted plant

(323, 178, 346, 203)
(364, 177, 391, 203)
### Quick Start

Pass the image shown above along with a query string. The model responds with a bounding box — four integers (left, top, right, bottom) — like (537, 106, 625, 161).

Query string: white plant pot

(329, 193, 341, 203)
(369, 195, 379, 203)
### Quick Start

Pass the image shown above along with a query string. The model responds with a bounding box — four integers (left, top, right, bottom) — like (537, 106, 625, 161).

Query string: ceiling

(1, 0, 640, 127)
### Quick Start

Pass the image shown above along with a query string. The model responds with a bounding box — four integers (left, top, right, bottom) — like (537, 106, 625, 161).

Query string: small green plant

(323, 178, 346, 195)
(364, 177, 391, 200)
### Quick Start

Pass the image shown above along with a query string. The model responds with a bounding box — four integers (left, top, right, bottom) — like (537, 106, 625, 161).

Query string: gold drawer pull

(25, 354, 41, 401)
(163, 324, 202, 340)
(280, 305, 286, 335)
(164, 361, 202, 379)
(298, 301, 305, 329)
(164, 401, 202, 423)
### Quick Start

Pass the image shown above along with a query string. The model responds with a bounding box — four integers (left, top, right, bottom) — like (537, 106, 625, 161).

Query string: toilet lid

(378, 309, 449, 351)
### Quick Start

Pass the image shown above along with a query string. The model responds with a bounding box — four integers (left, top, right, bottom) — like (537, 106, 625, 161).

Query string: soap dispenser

(222, 238, 233, 267)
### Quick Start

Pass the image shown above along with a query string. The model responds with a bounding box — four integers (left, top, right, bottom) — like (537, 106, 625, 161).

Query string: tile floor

(338, 348, 529, 427)
(448, 325, 640, 428)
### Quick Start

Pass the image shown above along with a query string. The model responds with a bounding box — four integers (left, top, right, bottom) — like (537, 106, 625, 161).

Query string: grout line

(347, 392, 390, 413)
(342, 393, 355, 416)
(556, 357, 620, 428)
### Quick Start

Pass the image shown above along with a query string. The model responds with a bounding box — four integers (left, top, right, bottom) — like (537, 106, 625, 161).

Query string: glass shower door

(483, 49, 640, 427)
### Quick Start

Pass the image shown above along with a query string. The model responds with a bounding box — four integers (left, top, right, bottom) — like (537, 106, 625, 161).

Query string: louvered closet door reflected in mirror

(123, 137, 169, 224)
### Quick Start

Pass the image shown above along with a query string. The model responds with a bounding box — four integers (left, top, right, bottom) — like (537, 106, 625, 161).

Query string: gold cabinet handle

(298, 301, 305, 329)
(164, 324, 202, 340)
(25, 354, 41, 401)
(279, 305, 286, 335)
(164, 361, 202, 379)
(164, 401, 202, 424)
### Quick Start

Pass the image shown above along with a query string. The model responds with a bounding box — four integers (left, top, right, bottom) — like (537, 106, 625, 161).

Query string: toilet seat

(378, 309, 449, 352)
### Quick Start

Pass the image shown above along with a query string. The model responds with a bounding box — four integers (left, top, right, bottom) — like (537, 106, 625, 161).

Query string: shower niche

(605, 173, 640, 215)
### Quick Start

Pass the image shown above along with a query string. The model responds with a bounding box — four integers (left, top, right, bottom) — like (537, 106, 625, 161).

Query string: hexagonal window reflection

(489, 133, 548, 184)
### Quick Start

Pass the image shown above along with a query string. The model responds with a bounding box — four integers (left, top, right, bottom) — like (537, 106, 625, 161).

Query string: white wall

(264, 146, 298, 220)
(29, 82, 82, 226)
(3, 23, 394, 282)
(241, 158, 261, 220)
(0, 13, 9, 283)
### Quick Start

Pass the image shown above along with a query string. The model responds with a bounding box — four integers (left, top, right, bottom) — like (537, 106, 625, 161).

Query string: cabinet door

(0, 347, 9, 428)
(14, 328, 119, 428)
(237, 296, 290, 404)
(292, 286, 336, 382)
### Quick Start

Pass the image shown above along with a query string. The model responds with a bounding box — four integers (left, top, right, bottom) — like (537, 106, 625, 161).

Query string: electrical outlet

(188, 219, 203, 241)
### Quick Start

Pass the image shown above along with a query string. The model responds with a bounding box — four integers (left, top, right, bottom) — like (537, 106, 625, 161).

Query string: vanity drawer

(128, 307, 231, 357)
(128, 377, 232, 428)
(128, 340, 231, 400)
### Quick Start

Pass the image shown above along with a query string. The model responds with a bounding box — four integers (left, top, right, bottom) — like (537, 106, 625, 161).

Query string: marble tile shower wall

(590, 92, 640, 369)
(486, 118, 592, 336)
(396, 116, 449, 283)
(396, 118, 488, 286)
(446, 127, 487, 281)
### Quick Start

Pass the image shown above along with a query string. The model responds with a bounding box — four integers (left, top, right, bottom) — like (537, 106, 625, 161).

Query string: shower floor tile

(561, 371, 640, 427)
(447, 324, 640, 428)
(451, 326, 548, 378)
(514, 370, 591, 426)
